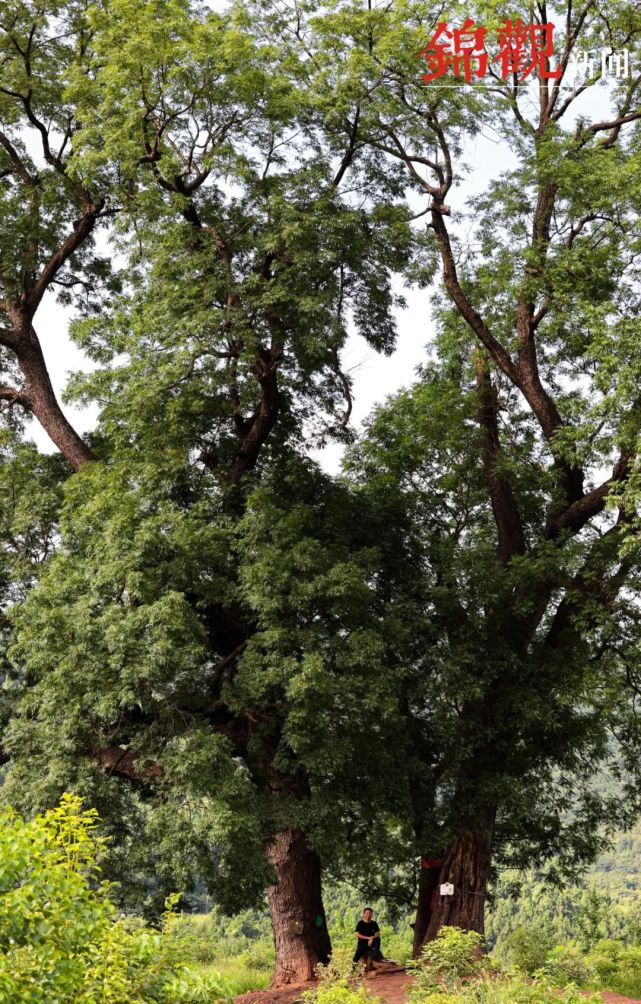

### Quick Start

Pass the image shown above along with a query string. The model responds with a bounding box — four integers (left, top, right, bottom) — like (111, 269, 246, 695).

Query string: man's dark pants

(353, 941, 383, 964)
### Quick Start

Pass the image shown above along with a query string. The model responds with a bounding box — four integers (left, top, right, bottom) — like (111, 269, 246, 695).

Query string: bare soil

(234, 971, 641, 1004)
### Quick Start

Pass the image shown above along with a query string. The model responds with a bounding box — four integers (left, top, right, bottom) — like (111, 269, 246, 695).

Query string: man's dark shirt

(355, 920, 380, 940)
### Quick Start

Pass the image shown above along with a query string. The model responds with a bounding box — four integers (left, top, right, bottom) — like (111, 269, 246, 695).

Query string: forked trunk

(265, 827, 331, 986)
(415, 812, 495, 955)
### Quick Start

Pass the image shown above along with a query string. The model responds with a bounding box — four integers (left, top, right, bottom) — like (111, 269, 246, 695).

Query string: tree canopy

(1, 0, 641, 985)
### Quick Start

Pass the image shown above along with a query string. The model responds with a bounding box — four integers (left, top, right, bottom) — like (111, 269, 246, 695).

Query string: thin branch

(27, 200, 104, 316)
(0, 129, 37, 187)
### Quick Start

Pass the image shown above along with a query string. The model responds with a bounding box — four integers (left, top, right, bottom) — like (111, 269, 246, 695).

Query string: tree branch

(0, 129, 37, 187)
(430, 210, 520, 380)
(475, 352, 525, 566)
(26, 200, 105, 316)
(545, 449, 634, 539)
(90, 745, 164, 782)
(0, 383, 30, 410)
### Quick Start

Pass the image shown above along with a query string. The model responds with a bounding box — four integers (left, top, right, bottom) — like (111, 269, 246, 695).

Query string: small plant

(584, 939, 622, 985)
(301, 942, 386, 1004)
(409, 926, 488, 995)
(302, 963, 382, 1004)
(303, 982, 384, 1004)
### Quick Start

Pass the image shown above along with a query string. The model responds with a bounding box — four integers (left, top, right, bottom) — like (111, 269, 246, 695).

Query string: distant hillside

(487, 821, 641, 950)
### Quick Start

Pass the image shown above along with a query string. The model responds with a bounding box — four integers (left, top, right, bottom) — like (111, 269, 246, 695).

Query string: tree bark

(17, 330, 94, 470)
(415, 813, 495, 954)
(413, 859, 442, 957)
(265, 827, 331, 986)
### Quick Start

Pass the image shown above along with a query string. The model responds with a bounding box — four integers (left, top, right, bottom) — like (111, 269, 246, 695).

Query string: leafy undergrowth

(502, 923, 641, 998)
(301, 927, 604, 1004)
(171, 910, 274, 995)
(406, 928, 600, 1003)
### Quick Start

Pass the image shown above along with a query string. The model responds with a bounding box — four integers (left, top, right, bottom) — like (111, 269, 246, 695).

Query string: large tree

(294, 0, 641, 947)
(0, 0, 425, 983)
(5, 0, 641, 976)
(349, 357, 641, 952)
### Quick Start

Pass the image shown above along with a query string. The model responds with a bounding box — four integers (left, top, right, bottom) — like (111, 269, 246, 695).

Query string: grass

(187, 959, 271, 996)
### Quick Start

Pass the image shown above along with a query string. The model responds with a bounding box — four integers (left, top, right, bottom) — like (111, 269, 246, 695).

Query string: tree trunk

(413, 859, 443, 957)
(18, 331, 94, 471)
(415, 814, 495, 955)
(265, 827, 331, 986)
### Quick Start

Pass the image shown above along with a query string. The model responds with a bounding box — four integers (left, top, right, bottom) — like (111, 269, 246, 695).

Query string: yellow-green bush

(302, 976, 384, 1004)
(0, 794, 232, 1004)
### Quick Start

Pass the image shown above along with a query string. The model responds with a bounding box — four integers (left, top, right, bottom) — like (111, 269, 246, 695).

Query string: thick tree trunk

(18, 331, 94, 471)
(265, 827, 331, 986)
(415, 814, 495, 955)
(413, 859, 443, 957)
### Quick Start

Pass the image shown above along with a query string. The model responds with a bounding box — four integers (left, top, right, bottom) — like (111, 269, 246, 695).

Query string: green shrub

(586, 942, 641, 998)
(236, 937, 276, 971)
(160, 969, 233, 1003)
(504, 926, 554, 974)
(410, 972, 600, 1003)
(409, 926, 488, 995)
(543, 943, 591, 986)
(584, 939, 622, 985)
(302, 980, 384, 1004)
(406, 929, 601, 1003)
(193, 959, 271, 995)
(382, 926, 414, 965)
(301, 952, 383, 1004)
(0, 794, 233, 1004)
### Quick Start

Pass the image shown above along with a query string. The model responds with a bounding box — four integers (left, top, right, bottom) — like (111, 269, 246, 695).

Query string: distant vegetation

(488, 820, 641, 948)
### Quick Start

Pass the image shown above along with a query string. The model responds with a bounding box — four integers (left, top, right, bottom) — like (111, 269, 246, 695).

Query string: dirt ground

(234, 970, 641, 1004)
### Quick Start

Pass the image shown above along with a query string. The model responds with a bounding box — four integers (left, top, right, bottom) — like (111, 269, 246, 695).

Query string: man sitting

(353, 907, 383, 967)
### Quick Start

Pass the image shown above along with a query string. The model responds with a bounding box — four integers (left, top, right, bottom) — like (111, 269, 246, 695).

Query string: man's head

(363, 908, 373, 920)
